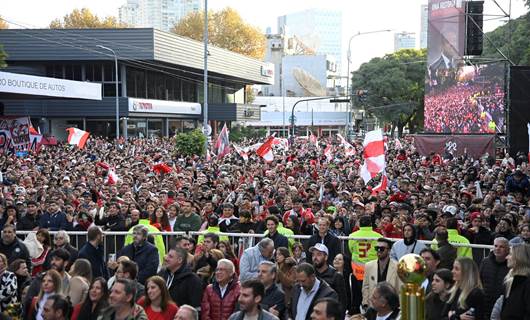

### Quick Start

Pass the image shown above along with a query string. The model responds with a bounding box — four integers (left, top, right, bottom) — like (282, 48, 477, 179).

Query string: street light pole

(345, 29, 392, 136)
(203, 0, 209, 151)
(97, 45, 120, 139)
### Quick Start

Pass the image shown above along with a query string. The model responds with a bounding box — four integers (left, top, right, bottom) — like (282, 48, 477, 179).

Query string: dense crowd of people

(424, 83, 505, 134)
(0, 134, 529, 320)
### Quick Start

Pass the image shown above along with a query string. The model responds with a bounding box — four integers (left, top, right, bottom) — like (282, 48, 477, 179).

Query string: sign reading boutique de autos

(0, 71, 102, 100)
(128, 98, 201, 115)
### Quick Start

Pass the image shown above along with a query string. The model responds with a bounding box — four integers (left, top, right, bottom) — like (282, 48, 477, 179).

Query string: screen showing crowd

(423, 0, 506, 134)
(424, 62, 506, 134)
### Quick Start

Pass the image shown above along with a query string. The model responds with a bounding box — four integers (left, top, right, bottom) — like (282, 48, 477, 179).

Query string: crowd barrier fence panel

(17, 231, 495, 264)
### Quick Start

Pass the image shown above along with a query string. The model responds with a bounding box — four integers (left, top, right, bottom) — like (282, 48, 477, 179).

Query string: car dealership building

(0, 28, 273, 140)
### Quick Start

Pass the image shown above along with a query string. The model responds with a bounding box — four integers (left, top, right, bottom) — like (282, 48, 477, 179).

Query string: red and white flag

(360, 129, 385, 184)
(323, 144, 333, 161)
(272, 137, 289, 150)
(214, 124, 230, 159)
(337, 133, 356, 157)
(206, 148, 212, 161)
(66, 128, 90, 149)
(371, 174, 388, 194)
(233, 144, 249, 161)
(394, 138, 403, 150)
(256, 135, 275, 162)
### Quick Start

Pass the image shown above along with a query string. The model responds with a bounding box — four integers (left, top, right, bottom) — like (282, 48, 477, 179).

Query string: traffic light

(355, 90, 368, 103)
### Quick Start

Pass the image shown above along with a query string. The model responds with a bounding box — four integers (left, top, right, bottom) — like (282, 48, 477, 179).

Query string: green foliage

(0, 45, 7, 68)
(351, 49, 426, 136)
(174, 129, 206, 156)
(483, 14, 530, 65)
(229, 125, 266, 142)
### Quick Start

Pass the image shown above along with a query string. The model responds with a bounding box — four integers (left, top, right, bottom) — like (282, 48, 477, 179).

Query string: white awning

(0, 71, 101, 100)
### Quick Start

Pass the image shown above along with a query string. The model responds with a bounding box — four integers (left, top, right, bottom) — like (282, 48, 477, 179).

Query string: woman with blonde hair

(500, 244, 530, 319)
(137, 275, 178, 320)
(68, 258, 93, 305)
(27, 269, 62, 319)
(443, 257, 486, 320)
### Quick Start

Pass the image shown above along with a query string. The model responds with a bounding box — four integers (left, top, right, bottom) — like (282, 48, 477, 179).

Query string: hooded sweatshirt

(390, 223, 427, 261)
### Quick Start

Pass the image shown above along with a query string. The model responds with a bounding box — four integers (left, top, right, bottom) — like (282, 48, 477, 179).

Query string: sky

(2, 0, 528, 73)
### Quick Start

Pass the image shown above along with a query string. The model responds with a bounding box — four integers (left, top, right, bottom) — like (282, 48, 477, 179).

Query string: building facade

(277, 9, 343, 72)
(0, 28, 273, 140)
(420, 4, 428, 49)
(394, 31, 417, 52)
(119, 0, 202, 32)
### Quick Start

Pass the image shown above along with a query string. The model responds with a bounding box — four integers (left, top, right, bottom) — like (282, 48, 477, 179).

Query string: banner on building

(0, 117, 42, 154)
(413, 134, 494, 159)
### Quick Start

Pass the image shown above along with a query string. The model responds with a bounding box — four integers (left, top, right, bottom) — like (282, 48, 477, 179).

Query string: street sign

(202, 124, 212, 136)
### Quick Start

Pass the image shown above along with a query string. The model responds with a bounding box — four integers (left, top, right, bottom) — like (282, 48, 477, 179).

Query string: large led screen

(424, 0, 506, 134)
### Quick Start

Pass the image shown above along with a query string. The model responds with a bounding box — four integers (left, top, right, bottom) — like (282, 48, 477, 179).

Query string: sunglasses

(375, 246, 388, 252)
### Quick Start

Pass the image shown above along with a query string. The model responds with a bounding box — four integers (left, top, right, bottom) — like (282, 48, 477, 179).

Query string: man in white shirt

(290, 263, 338, 320)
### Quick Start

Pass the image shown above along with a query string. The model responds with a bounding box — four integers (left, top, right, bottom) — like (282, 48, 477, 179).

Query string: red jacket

(200, 278, 240, 320)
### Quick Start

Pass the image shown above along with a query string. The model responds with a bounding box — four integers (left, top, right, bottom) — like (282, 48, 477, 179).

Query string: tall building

(420, 4, 428, 49)
(119, 0, 203, 32)
(394, 31, 416, 52)
(277, 9, 343, 71)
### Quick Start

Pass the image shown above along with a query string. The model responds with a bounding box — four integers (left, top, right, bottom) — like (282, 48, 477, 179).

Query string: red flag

(256, 136, 275, 161)
(153, 163, 172, 175)
(214, 124, 230, 159)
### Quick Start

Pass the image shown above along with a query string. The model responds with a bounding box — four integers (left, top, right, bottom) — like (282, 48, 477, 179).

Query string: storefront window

(168, 120, 182, 136)
(127, 119, 147, 138)
(147, 119, 163, 137)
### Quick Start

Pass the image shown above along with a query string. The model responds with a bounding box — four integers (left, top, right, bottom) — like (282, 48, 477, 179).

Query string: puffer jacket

(479, 252, 509, 318)
(201, 276, 241, 320)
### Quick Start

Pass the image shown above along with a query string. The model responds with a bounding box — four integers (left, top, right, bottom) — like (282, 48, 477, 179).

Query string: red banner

(413, 135, 495, 159)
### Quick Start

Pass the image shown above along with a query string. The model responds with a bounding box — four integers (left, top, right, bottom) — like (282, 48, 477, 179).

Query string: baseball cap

(309, 243, 329, 256)
(443, 205, 457, 216)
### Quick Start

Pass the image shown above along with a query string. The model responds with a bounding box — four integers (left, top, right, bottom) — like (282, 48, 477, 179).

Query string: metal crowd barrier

(16, 230, 495, 264)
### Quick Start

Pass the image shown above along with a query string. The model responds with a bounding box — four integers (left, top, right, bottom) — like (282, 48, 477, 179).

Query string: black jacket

(479, 253, 509, 317)
(425, 292, 445, 320)
(158, 264, 203, 308)
(0, 239, 31, 268)
(267, 231, 289, 249)
(117, 241, 159, 284)
(290, 279, 338, 320)
(365, 307, 400, 320)
(442, 287, 486, 320)
(261, 283, 286, 319)
(501, 275, 530, 320)
(78, 242, 109, 279)
(95, 214, 127, 231)
(316, 265, 348, 311)
(17, 213, 39, 231)
(305, 232, 340, 264)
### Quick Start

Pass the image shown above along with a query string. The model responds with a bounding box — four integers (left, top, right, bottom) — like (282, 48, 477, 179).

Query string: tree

(171, 7, 266, 60)
(229, 125, 266, 142)
(49, 8, 127, 29)
(351, 49, 427, 137)
(483, 13, 530, 65)
(0, 16, 8, 30)
(0, 16, 7, 68)
(174, 129, 206, 156)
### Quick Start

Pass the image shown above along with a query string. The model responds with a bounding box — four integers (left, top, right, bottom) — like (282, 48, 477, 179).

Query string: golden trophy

(397, 253, 427, 320)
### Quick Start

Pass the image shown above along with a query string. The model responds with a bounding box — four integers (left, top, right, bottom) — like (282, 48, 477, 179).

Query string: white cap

(309, 243, 329, 256)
